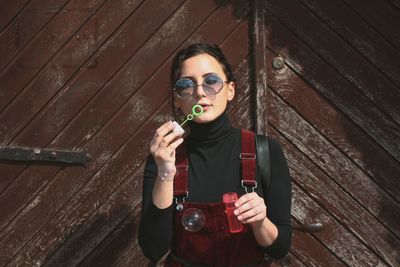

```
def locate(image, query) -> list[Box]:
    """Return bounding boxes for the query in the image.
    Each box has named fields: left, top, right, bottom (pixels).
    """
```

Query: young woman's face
left=173, top=53, right=235, bottom=123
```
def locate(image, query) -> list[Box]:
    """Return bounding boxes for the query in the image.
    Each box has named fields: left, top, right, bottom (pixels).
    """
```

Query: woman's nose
left=194, top=83, right=207, bottom=99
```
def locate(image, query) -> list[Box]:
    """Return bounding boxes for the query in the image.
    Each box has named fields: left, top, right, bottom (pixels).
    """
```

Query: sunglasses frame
left=173, top=74, right=228, bottom=99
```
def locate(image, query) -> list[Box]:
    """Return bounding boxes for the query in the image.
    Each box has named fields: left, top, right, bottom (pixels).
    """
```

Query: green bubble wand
left=172, top=105, right=204, bottom=135
left=180, top=104, right=204, bottom=127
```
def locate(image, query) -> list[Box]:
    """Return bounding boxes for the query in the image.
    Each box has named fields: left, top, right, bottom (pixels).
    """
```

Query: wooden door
left=0, top=0, right=252, bottom=266
left=1, top=0, right=399, bottom=266
left=261, top=0, right=400, bottom=266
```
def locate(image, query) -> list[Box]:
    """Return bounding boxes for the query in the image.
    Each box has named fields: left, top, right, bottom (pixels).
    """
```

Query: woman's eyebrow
left=179, top=72, right=218, bottom=80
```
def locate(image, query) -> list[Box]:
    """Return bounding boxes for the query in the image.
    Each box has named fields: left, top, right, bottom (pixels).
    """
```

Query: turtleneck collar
left=187, top=112, right=233, bottom=143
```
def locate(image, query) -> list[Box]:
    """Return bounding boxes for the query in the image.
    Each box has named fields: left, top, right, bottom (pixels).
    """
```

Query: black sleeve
left=262, top=138, right=292, bottom=259
left=138, top=156, right=174, bottom=261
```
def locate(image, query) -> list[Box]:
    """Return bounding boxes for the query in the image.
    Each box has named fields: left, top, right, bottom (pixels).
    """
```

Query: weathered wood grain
left=0, top=0, right=31, bottom=32
left=290, top=183, right=387, bottom=266
left=267, top=0, right=400, bottom=128
left=0, top=0, right=177, bottom=193
left=0, top=3, right=250, bottom=263
left=39, top=170, right=144, bottom=266
left=251, top=0, right=268, bottom=135
left=0, top=0, right=146, bottom=147
left=342, top=0, right=400, bottom=50
left=0, top=0, right=69, bottom=72
left=0, top=0, right=106, bottom=113
left=299, top=0, right=400, bottom=88
left=75, top=193, right=144, bottom=266
left=267, top=86, right=400, bottom=239
left=290, top=221, right=346, bottom=267
left=265, top=48, right=400, bottom=202
left=0, top=0, right=148, bottom=226
left=265, top=15, right=400, bottom=161
left=268, top=117, right=400, bottom=265
left=386, top=0, right=400, bottom=10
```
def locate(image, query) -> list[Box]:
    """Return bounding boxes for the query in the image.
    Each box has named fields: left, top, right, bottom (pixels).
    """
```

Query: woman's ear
left=227, top=82, right=235, bottom=101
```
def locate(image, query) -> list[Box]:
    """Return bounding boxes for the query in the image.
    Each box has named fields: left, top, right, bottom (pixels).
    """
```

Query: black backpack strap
left=255, top=134, right=270, bottom=191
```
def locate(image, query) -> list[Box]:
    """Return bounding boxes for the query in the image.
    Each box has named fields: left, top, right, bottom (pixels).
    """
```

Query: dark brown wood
left=265, top=11, right=400, bottom=162
left=0, top=0, right=30, bottom=32
left=268, top=109, right=399, bottom=265
left=342, top=0, right=400, bottom=50
left=299, top=0, right=400, bottom=88
left=267, top=0, right=400, bottom=128
left=290, top=222, right=346, bottom=267
left=0, top=0, right=177, bottom=193
left=291, top=182, right=386, bottom=266
left=265, top=48, right=400, bottom=202
left=0, top=0, right=106, bottom=113
left=1, top=0, right=399, bottom=265
left=267, top=85, right=400, bottom=241
left=387, top=0, right=400, bottom=10
left=0, top=0, right=69, bottom=72
left=1, top=1, right=251, bottom=264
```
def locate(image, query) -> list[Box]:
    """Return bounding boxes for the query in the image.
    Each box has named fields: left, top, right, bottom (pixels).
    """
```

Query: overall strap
left=173, top=142, right=189, bottom=200
left=240, top=129, right=257, bottom=193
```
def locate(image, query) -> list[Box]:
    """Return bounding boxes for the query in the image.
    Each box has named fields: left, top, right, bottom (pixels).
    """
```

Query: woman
left=139, top=43, right=292, bottom=266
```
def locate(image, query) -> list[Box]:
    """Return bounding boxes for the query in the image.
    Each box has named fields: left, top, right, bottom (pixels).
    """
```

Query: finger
left=152, top=122, right=176, bottom=149
left=235, top=192, right=258, bottom=208
left=155, top=121, right=175, bottom=139
left=169, top=137, right=184, bottom=150
left=241, top=214, right=265, bottom=224
left=162, top=128, right=184, bottom=146
left=234, top=200, right=256, bottom=215
left=237, top=205, right=264, bottom=221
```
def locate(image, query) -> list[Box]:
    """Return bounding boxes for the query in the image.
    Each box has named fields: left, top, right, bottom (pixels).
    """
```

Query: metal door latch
left=0, top=147, right=90, bottom=166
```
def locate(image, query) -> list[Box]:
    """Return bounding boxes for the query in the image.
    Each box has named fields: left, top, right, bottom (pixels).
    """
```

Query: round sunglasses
left=174, top=74, right=228, bottom=99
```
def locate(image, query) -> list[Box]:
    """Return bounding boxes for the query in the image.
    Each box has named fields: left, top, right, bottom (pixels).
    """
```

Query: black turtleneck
left=139, top=113, right=292, bottom=262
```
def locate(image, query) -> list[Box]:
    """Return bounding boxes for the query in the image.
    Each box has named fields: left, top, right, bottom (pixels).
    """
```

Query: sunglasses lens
left=203, top=75, right=223, bottom=95
left=175, top=78, right=194, bottom=98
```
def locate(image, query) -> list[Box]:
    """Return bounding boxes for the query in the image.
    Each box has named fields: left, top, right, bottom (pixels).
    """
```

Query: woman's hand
left=234, top=192, right=267, bottom=228
left=150, top=121, right=184, bottom=177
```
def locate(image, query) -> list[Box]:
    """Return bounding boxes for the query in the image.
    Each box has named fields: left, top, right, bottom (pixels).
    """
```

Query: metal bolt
left=50, top=152, right=57, bottom=159
left=272, top=57, right=285, bottom=70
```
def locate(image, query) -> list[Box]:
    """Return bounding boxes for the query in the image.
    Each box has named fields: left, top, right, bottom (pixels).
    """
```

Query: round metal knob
left=272, top=57, right=285, bottom=70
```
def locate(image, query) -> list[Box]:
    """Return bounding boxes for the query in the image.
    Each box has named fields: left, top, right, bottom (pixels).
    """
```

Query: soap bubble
left=181, top=208, right=205, bottom=232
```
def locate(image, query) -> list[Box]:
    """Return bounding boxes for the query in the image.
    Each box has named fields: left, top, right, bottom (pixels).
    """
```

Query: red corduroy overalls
left=165, top=130, right=268, bottom=267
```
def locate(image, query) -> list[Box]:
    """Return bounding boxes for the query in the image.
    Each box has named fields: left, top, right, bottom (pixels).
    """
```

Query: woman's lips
left=199, top=104, right=211, bottom=111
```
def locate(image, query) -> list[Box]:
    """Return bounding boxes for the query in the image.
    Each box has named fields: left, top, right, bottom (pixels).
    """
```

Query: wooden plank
left=386, top=0, right=400, bottom=10
left=267, top=86, right=400, bottom=239
left=290, top=183, right=386, bottom=266
left=75, top=199, right=144, bottom=266
left=267, top=0, right=400, bottom=128
left=13, top=49, right=249, bottom=263
left=39, top=170, right=144, bottom=266
left=268, top=119, right=399, bottom=266
left=251, top=0, right=268, bottom=135
left=0, top=0, right=106, bottom=113
left=117, top=244, right=150, bottom=267
left=228, top=57, right=252, bottom=130
left=342, top=0, right=400, bottom=50
left=299, top=0, right=400, bottom=88
left=0, top=0, right=31, bottom=32
left=265, top=14, right=400, bottom=161
left=0, top=0, right=176, bottom=192
left=0, top=0, right=145, bottom=147
left=265, top=48, right=400, bottom=202
left=290, top=221, right=345, bottom=267
left=0, top=2, right=249, bottom=263
left=0, top=0, right=69, bottom=72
